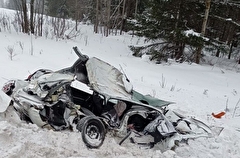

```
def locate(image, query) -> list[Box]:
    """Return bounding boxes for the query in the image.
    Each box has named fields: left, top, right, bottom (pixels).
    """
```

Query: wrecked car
left=0, top=47, right=212, bottom=149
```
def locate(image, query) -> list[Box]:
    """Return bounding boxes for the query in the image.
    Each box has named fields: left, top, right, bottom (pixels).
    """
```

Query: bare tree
left=134, top=0, right=138, bottom=18
left=21, top=0, right=29, bottom=34
left=105, top=0, right=111, bottom=36
left=36, top=0, right=45, bottom=36
left=75, top=0, right=79, bottom=31
left=6, top=45, right=16, bottom=60
left=13, top=0, right=45, bottom=36
left=195, top=0, right=211, bottom=64
left=94, top=0, right=99, bottom=33
left=30, top=0, right=35, bottom=34
left=120, top=0, right=126, bottom=35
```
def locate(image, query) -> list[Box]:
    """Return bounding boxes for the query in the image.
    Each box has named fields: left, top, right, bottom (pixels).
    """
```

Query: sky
left=0, top=8, right=240, bottom=158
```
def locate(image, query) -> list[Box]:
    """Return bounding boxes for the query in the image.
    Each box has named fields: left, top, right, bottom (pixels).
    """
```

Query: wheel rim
left=84, top=121, right=104, bottom=147
left=86, top=124, right=100, bottom=139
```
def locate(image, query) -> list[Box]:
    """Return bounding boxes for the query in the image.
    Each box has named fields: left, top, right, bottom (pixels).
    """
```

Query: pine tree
left=130, top=0, right=206, bottom=63
left=130, top=0, right=240, bottom=64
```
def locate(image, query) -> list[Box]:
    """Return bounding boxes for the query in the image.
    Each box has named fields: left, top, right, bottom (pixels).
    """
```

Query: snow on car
left=0, top=47, right=212, bottom=149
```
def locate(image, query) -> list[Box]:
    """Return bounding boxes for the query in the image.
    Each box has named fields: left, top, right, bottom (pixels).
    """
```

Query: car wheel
left=77, top=116, right=106, bottom=148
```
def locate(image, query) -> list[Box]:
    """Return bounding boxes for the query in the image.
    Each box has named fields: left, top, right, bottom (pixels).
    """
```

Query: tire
left=77, top=116, right=106, bottom=148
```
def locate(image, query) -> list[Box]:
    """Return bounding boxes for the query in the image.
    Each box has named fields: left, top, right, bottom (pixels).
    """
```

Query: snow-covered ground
left=0, top=8, right=240, bottom=158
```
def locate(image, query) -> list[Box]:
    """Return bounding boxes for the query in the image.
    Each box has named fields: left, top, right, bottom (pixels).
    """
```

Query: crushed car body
left=0, top=47, right=212, bottom=150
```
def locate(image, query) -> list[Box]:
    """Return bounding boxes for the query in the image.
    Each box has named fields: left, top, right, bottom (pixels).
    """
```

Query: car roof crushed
left=86, top=57, right=172, bottom=108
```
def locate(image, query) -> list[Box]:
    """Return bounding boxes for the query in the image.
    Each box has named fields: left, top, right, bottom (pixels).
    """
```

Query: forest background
left=0, top=0, right=240, bottom=65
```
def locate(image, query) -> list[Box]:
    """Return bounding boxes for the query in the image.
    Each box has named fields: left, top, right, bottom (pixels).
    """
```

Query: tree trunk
left=228, top=42, right=233, bottom=59
left=40, top=0, right=44, bottom=36
left=175, top=43, right=185, bottom=61
left=22, top=0, right=29, bottom=34
left=30, top=0, right=35, bottom=34
left=201, top=0, right=211, bottom=35
left=216, top=49, right=220, bottom=57
left=94, top=0, right=99, bottom=33
left=75, top=0, right=78, bottom=31
left=120, top=0, right=126, bottom=35
left=105, top=0, right=111, bottom=36
left=174, top=0, right=183, bottom=60
left=195, top=0, right=211, bottom=64
left=134, top=0, right=138, bottom=18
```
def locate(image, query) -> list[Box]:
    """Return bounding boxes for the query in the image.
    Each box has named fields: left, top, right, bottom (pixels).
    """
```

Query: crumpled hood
left=86, top=57, right=171, bottom=108
left=86, top=57, right=133, bottom=100
left=26, top=73, right=74, bottom=98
